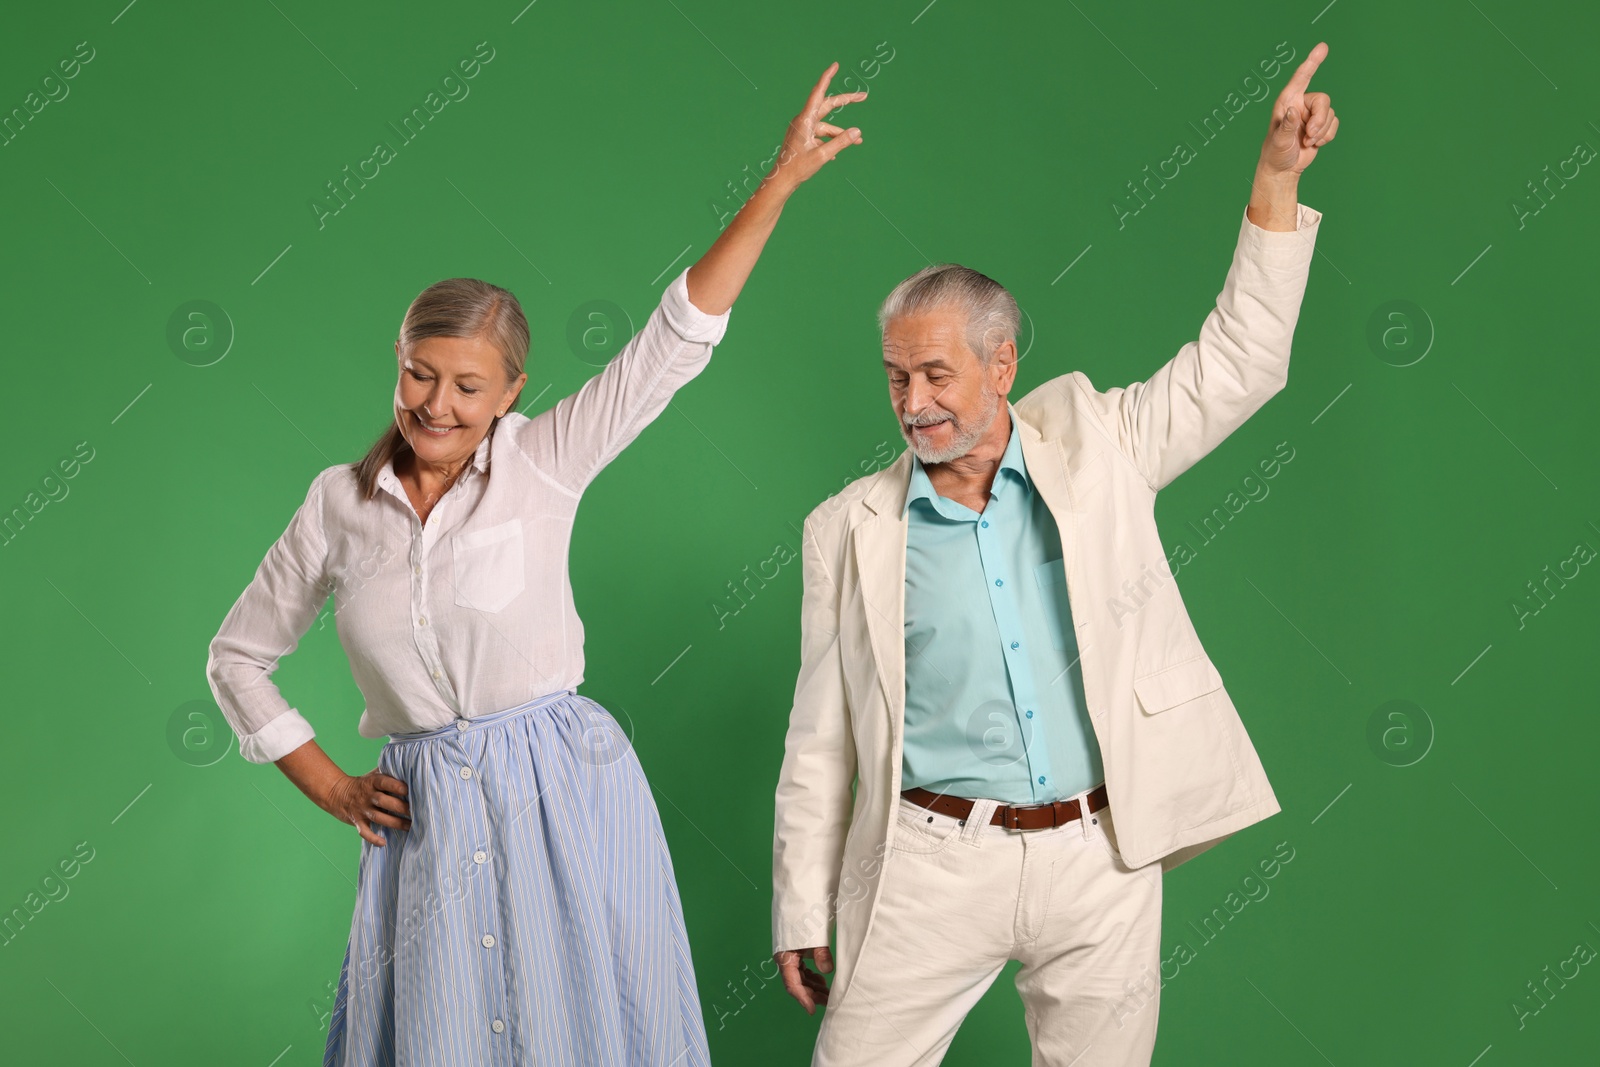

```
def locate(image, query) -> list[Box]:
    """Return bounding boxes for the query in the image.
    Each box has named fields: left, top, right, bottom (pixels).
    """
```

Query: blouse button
left=414, top=566, right=421, bottom=575
left=418, top=616, right=427, bottom=626
left=459, top=766, right=473, bottom=780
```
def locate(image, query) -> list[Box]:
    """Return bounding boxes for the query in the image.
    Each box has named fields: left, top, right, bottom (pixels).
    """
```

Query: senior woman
left=205, top=64, right=864, bottom=1067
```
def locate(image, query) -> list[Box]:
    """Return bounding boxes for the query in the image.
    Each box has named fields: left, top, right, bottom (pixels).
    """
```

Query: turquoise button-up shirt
left=901, top=407, right=1104, bottom=805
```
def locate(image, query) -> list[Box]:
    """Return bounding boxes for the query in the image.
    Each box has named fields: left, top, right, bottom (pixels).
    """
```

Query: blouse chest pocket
left=452, top=518, right=525, bottom=613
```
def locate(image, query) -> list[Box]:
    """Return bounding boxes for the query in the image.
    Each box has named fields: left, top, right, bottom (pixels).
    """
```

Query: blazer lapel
left=853, top=450, right=912, bottom=740
left=1015, top=409, right=1076, bottom=579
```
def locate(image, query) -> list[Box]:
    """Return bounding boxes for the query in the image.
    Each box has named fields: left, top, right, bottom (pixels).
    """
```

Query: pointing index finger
left=1283, top=41, right=1328, bottom=96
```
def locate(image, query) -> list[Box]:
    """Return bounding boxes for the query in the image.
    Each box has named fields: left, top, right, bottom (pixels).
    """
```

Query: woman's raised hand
left=682, top=61, right=868, bottom=316
left=766, top=61, right=867, bottom=192
left=323, top=768, right=412, bottom=846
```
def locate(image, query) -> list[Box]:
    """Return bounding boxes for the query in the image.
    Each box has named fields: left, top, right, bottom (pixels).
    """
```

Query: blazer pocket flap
left=1133, top=656, right=1223, bottom=714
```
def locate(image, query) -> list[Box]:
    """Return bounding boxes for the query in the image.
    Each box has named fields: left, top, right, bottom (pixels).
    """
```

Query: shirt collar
left=903, top=405, right=1029, bottom=516
left=471, top=424, right=493, bottom=473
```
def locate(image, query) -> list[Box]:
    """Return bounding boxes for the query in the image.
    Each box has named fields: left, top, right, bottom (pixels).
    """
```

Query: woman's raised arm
left=512, top=62, right=867, bottom=494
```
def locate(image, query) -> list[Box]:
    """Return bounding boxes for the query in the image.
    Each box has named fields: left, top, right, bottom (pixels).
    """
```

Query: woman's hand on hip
left=324, top=769, right=412, bottom=846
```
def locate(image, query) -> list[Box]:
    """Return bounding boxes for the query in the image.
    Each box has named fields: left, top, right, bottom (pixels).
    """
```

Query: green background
left=2, top=0, right=1597, bottom=1063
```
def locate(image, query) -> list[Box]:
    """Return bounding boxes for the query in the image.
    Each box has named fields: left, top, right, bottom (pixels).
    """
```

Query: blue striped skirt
left=322, top=689, right=710, bottom=1066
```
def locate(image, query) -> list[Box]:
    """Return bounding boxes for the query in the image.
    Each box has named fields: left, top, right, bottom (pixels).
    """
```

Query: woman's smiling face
left=394, top=334, right=527, bottom=468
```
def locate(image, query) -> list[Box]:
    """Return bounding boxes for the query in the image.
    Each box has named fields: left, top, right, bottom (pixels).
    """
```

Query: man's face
left=882, top=305, right=1015, bottom=464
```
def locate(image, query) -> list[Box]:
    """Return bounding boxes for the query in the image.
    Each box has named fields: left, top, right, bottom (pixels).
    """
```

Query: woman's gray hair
left=876, top=263, right=1020, bottom=365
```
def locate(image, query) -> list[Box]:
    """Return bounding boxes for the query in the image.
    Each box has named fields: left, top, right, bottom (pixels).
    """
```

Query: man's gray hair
left=876, top=263, right=1020, bottom=365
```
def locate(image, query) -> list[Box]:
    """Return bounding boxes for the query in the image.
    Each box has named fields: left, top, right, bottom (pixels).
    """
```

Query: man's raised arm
left=1088, top=41, right=1338, bottom=492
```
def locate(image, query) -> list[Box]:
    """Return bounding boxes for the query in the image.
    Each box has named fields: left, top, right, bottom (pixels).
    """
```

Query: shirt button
left=1025, top=710, right=1034, bottom=719
left=981, top=520, right=989, bottom=528
left=414, top=566, right=421, bottom=575
left=418, top=616, right=427, bottom=626
left=994, top=579, right=1003, bottom=587
left=459, top=766, right=473, bottom=780
left=436, top=671, right=445, bottom=681
left=481, top=933, right=496, bottom=948
left=491, top=1019, right=505, bottom=1034
left=1038, top=776, right=1046, bottom=784
left=1011, top=641, right=1020, bottom=650
left=454, top=718, right=467, bottom=730
left=473, top=850, right=487, bottom=864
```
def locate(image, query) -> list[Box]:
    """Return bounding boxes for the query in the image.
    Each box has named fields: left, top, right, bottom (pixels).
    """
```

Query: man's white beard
left=902, top=385, right=999, bottom=465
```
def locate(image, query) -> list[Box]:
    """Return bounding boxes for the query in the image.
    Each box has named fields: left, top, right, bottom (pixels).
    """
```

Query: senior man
left=771, top=42, right=1337, bottom=1067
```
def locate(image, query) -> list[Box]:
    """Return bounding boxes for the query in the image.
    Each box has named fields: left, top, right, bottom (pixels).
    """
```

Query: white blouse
left=206, top=266, right=731, bottom=763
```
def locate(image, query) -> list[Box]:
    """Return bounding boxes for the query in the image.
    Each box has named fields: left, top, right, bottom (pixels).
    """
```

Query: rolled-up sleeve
left=514, top=265, right=733, bottom=493
left=206, top=471, right=333, bottom=763
left=660, top=264, right=732, bottom=345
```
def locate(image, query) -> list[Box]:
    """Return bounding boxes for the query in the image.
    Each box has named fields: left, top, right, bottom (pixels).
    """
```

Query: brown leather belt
left=901, top=783, right=1109, bottom=830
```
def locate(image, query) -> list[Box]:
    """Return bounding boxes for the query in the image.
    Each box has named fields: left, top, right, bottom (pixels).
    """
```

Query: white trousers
left=813, top=785, right=1164, bottom=1067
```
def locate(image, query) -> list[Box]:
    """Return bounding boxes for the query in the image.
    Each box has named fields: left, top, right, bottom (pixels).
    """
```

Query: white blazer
left=772, top=202, right=1324, bottom=1001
